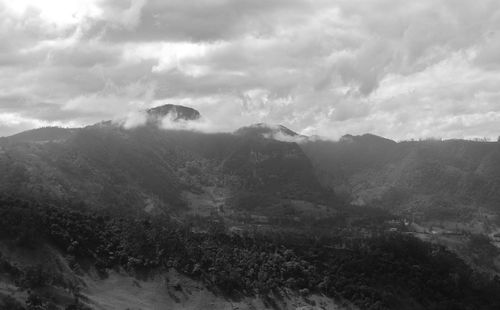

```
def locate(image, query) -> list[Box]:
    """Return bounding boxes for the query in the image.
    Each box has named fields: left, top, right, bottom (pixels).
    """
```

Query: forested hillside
left=302, top=135, right=500, bottom=218
left=1, top=196, right=500, bottom=310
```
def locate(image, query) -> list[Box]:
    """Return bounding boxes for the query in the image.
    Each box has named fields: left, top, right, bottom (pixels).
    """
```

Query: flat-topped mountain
left=146, top=104, right=201, bottom=122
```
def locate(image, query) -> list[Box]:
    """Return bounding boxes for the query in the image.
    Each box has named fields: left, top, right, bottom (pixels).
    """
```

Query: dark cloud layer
left=1, top=0, right=500, bottom=140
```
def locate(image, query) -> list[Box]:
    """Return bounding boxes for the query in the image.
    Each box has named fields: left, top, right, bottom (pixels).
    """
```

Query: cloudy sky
left=1, top=0, right=500, bottom=140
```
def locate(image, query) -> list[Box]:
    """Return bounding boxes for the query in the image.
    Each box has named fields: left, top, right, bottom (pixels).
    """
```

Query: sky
left=1, top=0, right=500, bottom=140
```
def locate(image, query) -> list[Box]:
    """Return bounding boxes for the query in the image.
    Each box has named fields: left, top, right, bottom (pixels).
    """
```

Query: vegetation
left=301, top=135, right=500, bottom=217
left=1, top=196, right=500, bottom=309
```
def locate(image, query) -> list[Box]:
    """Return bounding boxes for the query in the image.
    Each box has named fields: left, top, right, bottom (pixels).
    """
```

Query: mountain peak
left=340, top=133, right=395, bottom=144
left=235, top=123, right=307, bottom=142
left=146, top=104, right=201, bottom=122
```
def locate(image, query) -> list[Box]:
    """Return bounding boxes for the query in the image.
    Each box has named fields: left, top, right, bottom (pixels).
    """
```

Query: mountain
left=235, top=123, right=307, bottom=142
left=146, top=104, right=201, bottom=123
left=221, top=132, right=332, bottom=215
left=1, top=126, right=78, bottom=142
left=0, top=105, right=336, bottom=220
left=4, top=106, right=500, bottom=225
left=3, top=106, right=500, bottom=309
left=301, top=136, right=500, bottom=219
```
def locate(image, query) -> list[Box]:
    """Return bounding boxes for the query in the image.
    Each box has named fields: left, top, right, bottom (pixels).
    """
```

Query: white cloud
left=0, top=112, right=76, bottom=136
left=122, top=110, right=147, bottom=129
left=2, top=0, right=102, bottom=27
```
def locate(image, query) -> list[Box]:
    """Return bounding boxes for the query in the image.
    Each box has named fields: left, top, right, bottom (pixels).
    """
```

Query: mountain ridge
left=3, top=103, right=500, bottom=223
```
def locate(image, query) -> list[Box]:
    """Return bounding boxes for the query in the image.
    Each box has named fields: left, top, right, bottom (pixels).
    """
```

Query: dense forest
left=1, top=196, right=500, bottom=310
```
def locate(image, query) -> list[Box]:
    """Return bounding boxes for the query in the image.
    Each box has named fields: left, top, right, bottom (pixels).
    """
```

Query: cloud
left=122, top=110, right=147, bottom=129
left=1, top=0, right=500, bottom=140
left=0, top=112, right=75, bottom=136
left=90, top=0, right=312, bottom=42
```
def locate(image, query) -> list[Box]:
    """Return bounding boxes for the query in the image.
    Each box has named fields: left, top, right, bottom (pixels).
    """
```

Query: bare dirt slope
left=81, top=270, right=349, bottom=310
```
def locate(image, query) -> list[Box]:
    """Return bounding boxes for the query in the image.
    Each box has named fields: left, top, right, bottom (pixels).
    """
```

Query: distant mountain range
left=1, top=104, right=500, bottom=222
left=302, top=133, right=500, bottom=219
left=0, top=105, right=332, bottom=221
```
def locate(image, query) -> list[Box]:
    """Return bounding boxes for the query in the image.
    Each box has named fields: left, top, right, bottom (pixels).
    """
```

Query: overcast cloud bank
left=1, top=0, right=500, bottom=140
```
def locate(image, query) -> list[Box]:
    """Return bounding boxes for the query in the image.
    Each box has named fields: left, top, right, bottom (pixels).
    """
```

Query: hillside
left=1, top=127, right=79, bottom=143
left=0, top=105, right=337, bottom=222
left=2, top=196, right=499, bottom=310
left=301, top=136, right=500, bottom=218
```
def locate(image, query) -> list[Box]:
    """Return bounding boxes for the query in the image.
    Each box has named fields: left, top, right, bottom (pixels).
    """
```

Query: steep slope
left=223, top=135, right=331, bottom=206
left=301, top=136, right=500, bottom=218
left=0, top=240, right=346, bottom=310
left=0, top=125, right=187, bottom=213
left=80, top=270, right=345, bottom=310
